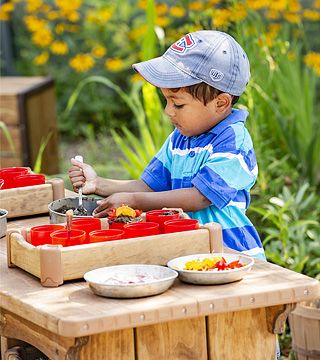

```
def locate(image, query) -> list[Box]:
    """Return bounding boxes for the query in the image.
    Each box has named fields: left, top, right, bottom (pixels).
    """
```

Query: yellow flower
left=69, top=54, right=95, bottom=72
left=67, top=11, right=80, bottom=22
left=138, top=0, right=147, bottom=9
left=287, top=51, right=296, bottom=61
left=0, top=2, right=15, bottom=21
left=92, top=45, right=107, bottom=58
left=32, top=28, right=53, bottom=48
left=283, top=12, right=301, bottom=23
left=170, top=6, right=186, bottom=18
left=55, top=23, right=65, bottom=34
left=128, top=24, right=148, bottom=40
left=155, top=16, right=170, bottom=27
left=104, top=58, right=125, bottom=72
left=50, top=41, right=68, bottom=55
left=269, top=0, right=288, bottom=11
left=287, top=0, right=301, bottom=12
left=55, top=0, right=82, bottom=13
left=85, top=8, right=112, bottom=25
left=26, top=0, right=43, bottom=13
left=245, top=0, right=268, bottom=10
left=47, top=11, right=59, bottom=20
left=212, top=9, right=232, bottom=28
left=189, top=2, right=204, bottom=11
left=23, top=15, right=47, bottom=32
left=314, top=0, right=320, bottom=8
left=231, top=3, right=247, bottom=22
left=130, top=73, right=144, bottom=83
left=156, top=3, right=168, bottom=15
left=266, top=10, right=280, bottom=19
left=33, top=51, right=49, bottom=65
left=304, top=52, right=320, bottom=76
left=303, top=9, right=320, bottom=20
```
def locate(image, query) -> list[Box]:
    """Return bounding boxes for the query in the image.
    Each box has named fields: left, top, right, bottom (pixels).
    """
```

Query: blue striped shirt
left=141, top=109, right=265, bottom=260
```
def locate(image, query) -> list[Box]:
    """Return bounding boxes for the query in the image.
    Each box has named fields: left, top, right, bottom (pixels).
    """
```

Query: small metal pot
left=0, top=209, right=8, bottom=238
left=48, top=197, right=100, bottom=224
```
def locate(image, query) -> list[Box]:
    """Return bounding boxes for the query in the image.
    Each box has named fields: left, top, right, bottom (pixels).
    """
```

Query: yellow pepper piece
left=115, top=205, right=136, bottom=218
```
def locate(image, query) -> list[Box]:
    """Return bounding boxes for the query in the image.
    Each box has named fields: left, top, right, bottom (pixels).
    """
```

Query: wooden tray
left=7, top=222, right=223, bottom=287
left=0, top=178, right=65, bottom=218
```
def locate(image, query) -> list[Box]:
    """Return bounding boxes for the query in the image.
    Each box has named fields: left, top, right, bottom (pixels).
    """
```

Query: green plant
left=65, top=76, right=172, bottom=178
left=0, top=119, right=16, bottom=153
left=250, top=183, right=320, bottom=278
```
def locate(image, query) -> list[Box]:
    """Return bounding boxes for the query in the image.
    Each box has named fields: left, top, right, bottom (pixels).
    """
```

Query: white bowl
left=167, top=253, right=254, bottom=285
left=84, top=264, right=178, bottom=298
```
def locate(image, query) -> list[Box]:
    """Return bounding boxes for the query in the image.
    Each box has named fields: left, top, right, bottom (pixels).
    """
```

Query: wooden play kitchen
left=1, top=215, right=320, bottom=359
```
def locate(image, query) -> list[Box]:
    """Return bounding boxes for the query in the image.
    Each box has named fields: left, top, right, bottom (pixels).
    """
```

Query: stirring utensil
left=74, top=155, right=88, bottom=216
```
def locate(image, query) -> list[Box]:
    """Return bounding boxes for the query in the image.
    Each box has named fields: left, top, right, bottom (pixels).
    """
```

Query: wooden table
left=1, top=216, right=320, bottom=360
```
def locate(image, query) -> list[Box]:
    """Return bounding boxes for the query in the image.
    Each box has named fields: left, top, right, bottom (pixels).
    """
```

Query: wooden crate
left=0, top=178, right=65, bottom=218
left=6, top=223, right=223, bottom=287
left=0, top=76, right=59, bottom=174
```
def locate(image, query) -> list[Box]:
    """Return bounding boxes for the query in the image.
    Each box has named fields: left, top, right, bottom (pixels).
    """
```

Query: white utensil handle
left=75, top=155, right=83, bottom=205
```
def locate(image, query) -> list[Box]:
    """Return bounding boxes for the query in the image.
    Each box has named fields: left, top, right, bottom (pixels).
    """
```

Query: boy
left=69, top=30, right=265, bottom=260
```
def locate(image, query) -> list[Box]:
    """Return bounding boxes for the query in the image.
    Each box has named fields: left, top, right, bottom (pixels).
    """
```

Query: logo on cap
left=209, top=69, right=224, bottom=82
left=171, top=34, right=196, bottom=53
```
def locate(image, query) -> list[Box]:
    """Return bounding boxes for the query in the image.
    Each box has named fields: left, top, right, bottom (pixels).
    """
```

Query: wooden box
left=0, top=178, right=65, bottom=218
left=7, top=223, right=223, bottom=287
left=0, top=76, right=59, bottom=174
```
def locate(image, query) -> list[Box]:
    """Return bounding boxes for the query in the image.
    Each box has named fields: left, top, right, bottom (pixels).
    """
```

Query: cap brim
left=132, top=56, right=201, bottom=88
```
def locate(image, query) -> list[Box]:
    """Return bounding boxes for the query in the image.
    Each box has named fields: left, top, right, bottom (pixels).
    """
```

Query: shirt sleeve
left=191, top=129, right=258, bottom=210
left=141, top=134, right=173, bottom=191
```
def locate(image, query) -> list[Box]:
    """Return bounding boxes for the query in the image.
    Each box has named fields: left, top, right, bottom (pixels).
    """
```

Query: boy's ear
left=215, top=93, right=233, bottom=112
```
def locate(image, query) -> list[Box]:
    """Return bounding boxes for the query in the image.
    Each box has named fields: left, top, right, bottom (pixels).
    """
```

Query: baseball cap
left=132, top=30, right=250, bottom=96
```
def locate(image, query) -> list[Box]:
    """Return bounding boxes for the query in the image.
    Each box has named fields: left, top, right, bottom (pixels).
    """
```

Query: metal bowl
left=84, top=264, right=178, bottom=298
left=48, top=197, right=100, bottom=224
left=167, top=253, right=254, bottom=285
left=0, top=209, right=8, bottom=238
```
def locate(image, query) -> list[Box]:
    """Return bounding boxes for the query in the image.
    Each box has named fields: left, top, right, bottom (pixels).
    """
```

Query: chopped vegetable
left=184, top=256, right=245, bottom=271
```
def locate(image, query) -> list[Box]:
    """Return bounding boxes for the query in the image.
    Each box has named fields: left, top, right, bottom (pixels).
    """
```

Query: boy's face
left=160, top=88, right=226, bottom=137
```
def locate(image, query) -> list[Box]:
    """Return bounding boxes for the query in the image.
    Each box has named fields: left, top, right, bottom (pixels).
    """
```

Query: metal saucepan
left=48, top=197, right=101, bottom=224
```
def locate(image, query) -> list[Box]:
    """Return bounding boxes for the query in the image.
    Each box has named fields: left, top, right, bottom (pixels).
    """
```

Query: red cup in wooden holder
left=30, top=224, right=64, bottom=246
left=13, top=174, right=46, bottom=188
left=71, top=218, right=101, bottom=242
left=164, top=219, right=199, bottom=233
left=146, top=209, right=180, bottom=233
left=0, top=167, right=29, bottom=189
left=124, top=221, right=160, bottom=238
left=50, top=229, right=86, bottom=247
left=89, top=229, right=125, bottom=243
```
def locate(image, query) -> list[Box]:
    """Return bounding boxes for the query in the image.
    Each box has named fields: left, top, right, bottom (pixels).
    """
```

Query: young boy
left=69, top=30, right=265, bottom=260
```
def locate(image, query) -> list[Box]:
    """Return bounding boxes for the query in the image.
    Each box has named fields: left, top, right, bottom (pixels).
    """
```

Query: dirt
left=56, top=205, right=92, bottom=216
left=0, top=210, right=6, bottom=216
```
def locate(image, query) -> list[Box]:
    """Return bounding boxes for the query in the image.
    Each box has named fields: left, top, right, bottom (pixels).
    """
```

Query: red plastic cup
left=0, top=167, right=29, bottom=189
left=71, top=218, right=101, bottom=242
left=89, top=229, right=125, bottom=243
left=146, top=209, right=180, bottom=233
left=164, top=219, right=200, bottom=233
left=30, top=224, right=64, bottom=246
left=13, top=174, right=46, bottom=188
left=50, top=229, right=86, bottom=247
left=109, top=221, right=126, bottom=230
left=124, top=221, right=160, bottom=238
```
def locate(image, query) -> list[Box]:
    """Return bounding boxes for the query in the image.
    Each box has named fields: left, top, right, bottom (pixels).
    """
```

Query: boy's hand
left=68, top=158, right=97, bottom=194
left=93, top=193, right=136, bottom=217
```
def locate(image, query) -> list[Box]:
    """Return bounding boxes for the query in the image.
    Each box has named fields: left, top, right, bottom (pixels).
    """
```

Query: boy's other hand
left=93, top=193, right=136, bottom=218
left=69, top=158, right=97, bottom=194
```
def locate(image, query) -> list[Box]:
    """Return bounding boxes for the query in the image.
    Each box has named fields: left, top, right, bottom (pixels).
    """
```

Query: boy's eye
left=173, top=103, right=184, bottom=109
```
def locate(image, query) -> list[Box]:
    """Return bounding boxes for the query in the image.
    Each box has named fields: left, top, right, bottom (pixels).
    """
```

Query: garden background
left=1, top=0, right=319, bottom=358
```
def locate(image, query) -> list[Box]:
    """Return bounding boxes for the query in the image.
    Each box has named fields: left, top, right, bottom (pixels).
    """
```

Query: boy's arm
left=93, top=187, right=210, bottom=217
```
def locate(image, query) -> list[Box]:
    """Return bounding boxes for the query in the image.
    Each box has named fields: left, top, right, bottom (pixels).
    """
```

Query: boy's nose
left=164, top=103, right=175, bottom=118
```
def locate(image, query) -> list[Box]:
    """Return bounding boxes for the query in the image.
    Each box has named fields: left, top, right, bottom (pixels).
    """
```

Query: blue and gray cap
left=132, top=30, right=250, bottom=96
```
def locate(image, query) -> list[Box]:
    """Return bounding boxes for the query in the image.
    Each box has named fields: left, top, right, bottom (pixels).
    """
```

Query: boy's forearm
left=132, top=187, right=210, bottom=212
left=95, top=178, right=152, bottom=197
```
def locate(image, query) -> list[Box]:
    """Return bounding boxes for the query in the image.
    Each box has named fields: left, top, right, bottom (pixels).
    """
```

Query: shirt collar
left=181, top=108, right=248, bottom=140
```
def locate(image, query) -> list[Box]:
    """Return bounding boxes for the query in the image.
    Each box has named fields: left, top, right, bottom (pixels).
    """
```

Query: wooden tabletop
left=1, top=216, right=319, bottom=338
